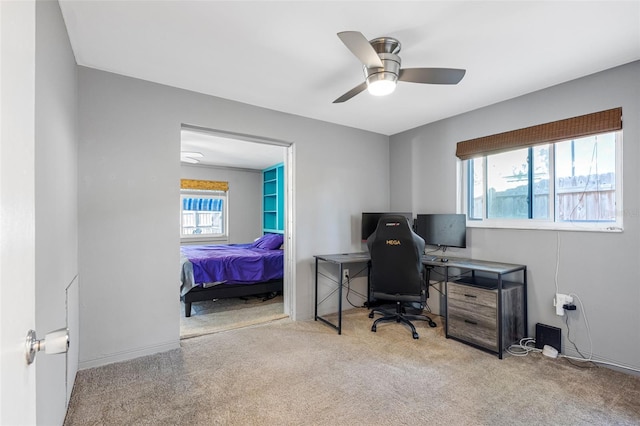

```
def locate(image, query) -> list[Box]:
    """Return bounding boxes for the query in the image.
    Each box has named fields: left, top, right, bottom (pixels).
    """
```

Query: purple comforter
left=180, top=243, right=283, bottom=285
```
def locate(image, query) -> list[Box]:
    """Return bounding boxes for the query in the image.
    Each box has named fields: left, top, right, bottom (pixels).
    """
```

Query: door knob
left=25, top=328, right=69, bottom=365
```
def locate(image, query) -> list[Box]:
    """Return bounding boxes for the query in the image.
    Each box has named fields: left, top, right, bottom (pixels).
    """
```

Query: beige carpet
left=180, top=294, right=287, bottom=339
left=66, top=308, right=640, bottom=425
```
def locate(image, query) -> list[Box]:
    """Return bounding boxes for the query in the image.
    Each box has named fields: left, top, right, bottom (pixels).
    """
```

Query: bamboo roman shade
left=180, top=179, right=229, bottom=191
left=455, top=107, right=622, bottom=160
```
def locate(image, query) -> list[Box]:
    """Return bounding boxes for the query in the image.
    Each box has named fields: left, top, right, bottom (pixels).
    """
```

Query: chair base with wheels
left=369, top=301, right=437, bottom=339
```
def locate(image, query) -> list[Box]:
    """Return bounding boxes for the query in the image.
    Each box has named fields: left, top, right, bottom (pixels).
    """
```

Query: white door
left=1, top=0, right=38, bottom=423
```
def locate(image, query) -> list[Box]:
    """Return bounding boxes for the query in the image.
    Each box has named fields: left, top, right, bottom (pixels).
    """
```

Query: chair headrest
left=373, top=214, right=413, bottom=239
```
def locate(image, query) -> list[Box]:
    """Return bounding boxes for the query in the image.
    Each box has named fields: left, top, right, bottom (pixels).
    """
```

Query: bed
left=180, top=233, right=284, bottom=317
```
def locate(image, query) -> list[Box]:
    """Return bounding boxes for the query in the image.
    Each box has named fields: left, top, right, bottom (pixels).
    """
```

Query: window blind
left=182, top=198, right=223, bottom=211
left=455, top=107, right=622, bottom=160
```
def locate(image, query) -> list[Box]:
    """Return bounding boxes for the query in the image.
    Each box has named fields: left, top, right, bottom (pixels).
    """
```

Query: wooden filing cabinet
left=446, top=278, right=525, bottom=355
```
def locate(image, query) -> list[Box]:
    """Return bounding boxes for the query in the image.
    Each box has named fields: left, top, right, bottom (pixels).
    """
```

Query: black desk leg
left=337, top=264, right=343, bottom=335
left=444, top=266, right=450, bottom=337
left=314, top=258, right=343, bottom=334
left=497, top=275, right=503, bottom=359
left=523, top=267, right=528, bottom=338
left=314, top=257, right=319, bottom=321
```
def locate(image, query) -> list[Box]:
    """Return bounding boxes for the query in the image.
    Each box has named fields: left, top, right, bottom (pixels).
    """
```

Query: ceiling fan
left=333, top=31, right=466, bottom=103
left=181, top=151, right=203, bottom=164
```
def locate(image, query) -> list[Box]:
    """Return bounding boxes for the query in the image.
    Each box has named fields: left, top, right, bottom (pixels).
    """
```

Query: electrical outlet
left=343, top=269, right=349, bottom=281
left=554, top=293, right=573, bottom=316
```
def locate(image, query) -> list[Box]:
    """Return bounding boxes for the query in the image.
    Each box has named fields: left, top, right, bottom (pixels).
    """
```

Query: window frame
left=180, top=189, right=229, bottom=243
left=460, top=131, right=623, bottom=232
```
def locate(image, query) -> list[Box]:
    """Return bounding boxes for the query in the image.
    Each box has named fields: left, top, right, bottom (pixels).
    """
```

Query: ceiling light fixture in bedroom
left=181, top=151, right=203, bottom=164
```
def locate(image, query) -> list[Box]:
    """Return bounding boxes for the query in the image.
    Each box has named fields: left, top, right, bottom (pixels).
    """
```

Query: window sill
left=180, top=236, right=229, bottom=244
left=467, top=220, right=623, bottom=233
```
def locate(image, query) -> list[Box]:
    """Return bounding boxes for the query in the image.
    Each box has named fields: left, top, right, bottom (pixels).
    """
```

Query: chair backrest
left=366, top=214, right=425, bottom=298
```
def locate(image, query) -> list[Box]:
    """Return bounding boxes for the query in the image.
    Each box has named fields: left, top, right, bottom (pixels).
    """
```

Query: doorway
left=178, top=125, right=293, bottom=337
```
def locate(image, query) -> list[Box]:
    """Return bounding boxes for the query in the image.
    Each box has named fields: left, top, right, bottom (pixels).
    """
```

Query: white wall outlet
left=343, top=269, right=349, bottom=281
left=554, top=293, right=573, bottom=316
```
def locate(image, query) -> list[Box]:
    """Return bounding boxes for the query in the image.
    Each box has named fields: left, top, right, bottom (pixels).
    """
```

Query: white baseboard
left=78, top=340, right=180, bottom=370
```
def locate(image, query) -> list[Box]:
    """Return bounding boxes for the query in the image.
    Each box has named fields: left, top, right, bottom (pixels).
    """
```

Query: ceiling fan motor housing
left=364, top=37, right=402, bottom=88
left=370, top=36, right=401, bottom=54
left=363, top=52, right=401, bottom=86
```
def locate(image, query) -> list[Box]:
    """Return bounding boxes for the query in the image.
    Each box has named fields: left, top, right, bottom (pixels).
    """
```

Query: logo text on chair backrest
left=386, top=239, right=401, bottom=245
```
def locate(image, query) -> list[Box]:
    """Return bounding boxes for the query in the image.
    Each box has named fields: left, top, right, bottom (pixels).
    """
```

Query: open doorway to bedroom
left=178, top=125, right=293, bottom=338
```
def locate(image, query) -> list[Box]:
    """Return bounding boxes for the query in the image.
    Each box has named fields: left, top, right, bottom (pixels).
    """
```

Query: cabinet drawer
left=448, top=298, right=497, bottom=325
left=448, top=282, right=497, bottom=309
left=448, top=317, right=498, bottom=351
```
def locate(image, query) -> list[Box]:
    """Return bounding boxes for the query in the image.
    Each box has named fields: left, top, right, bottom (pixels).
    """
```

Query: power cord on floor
left=506, top=335, right=640, bottom=373
left=558, top=297, right=640, bottom=372
left=558, top=353, right=639, bottom=372
left=507, top=337, right=541, bottom=356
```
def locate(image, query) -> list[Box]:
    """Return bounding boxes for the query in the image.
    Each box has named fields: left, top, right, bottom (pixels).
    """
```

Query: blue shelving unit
left=262, top=163, right=284, bottom=234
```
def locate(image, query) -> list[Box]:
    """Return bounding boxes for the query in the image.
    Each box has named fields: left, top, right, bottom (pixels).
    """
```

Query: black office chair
left=366, top=214, right=437, bottom=339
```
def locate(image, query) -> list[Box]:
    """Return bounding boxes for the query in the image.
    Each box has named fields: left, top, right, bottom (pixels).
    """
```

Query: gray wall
left=180, top=164, right=264, bottom=244
left=78, top=68, right=389, bottom=368
left=390, top=61, right=640, bottom=371
left=35, top=1, right=78, bottom=423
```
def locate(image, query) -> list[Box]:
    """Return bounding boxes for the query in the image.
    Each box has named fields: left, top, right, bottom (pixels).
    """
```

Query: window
left=484, top=145, right=550, bottom=220
left=180, top=179, right=229, bottom=241
left=459, top=108, right=623, bottom=232
left=554, top=134, right=617, bottom=223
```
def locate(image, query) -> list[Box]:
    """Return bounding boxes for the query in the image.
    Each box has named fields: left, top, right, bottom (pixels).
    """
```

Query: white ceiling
left=181, top=129, right=285, bottom=170
left=59, top=1, right=640, bottom=168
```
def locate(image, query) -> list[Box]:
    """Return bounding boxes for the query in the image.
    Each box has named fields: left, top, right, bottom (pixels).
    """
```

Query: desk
left=314, top=253, right=527, bottom=359
left=313, top=252, right=432, bottom=335
left=425, top=257, right=527, bottom=359
left=314, top=252, right=370, bottom=334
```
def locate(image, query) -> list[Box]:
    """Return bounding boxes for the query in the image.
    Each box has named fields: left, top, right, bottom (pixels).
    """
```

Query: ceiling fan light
left=367, top=79, right=396, bottom=96
left=366, top=70, right=397, bottom=97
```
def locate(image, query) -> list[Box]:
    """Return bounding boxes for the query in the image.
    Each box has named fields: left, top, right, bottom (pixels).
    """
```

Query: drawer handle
left=464, top=319, right=478, bottom=325
left=463, top=294, right=477, bottom=298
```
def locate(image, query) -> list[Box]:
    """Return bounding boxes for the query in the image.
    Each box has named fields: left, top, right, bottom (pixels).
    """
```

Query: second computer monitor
left=415, top=213, right=467, bottom=248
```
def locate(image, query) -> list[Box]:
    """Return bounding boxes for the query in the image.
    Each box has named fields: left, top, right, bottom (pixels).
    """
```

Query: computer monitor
left=415, top=214, right=467, bottom=249
left=361, top=212, right=413, bottom=242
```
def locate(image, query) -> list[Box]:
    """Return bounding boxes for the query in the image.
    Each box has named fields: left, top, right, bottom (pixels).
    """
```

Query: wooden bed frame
left=182, top=279, right=283, bottom=317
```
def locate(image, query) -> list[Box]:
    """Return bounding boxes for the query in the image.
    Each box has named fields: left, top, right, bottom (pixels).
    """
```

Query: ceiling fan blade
left=399, top=68, right=466, bottom=85
left=333, top=82, right=368, bottom=104
left=337, top=31, right=383, bottom=68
